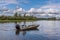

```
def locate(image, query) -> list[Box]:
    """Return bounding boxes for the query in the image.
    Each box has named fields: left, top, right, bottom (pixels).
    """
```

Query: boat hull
left=16, top=25, right=39, bottom=31
left=20, top=25, right=39, bottom=31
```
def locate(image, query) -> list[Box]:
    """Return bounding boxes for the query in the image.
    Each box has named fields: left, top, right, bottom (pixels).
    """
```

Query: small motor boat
left=15, top=24, right=39, bottom=31
left=21, top=25, right=39, bottom=31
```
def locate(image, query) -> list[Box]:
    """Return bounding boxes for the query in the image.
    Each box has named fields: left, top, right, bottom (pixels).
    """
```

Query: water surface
left=0, top=20, right=60, bottom=40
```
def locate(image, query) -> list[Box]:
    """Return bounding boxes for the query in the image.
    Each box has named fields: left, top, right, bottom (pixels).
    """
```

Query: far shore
left=0, top=19, right=60, bottom=23
left=0, top=20, right=37, bottom=22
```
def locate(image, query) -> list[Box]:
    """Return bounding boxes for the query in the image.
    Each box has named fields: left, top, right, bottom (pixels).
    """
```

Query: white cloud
left=0, top=0, right=29, bottom=7
left=37, top=9, right=42, bottom=12
left=0, top=0, right=17, bottom=6
left=27, top=8, right=43, bottom=13
left=40, top=0, right=60, bottom=13
left=27, top=8, right=37, bottom=12
left=43, top=8, right=60, bottom=13
left=16, top=8, right=25, bottom=12
left=41, top=5, right=60, bottom=9
left=0, top=6, right=9, bottom=11
left=40, top=5, right=60, bottom=13
left=13, top=8, right=25, bottom=13
left=1, top=5, right=60, bottom=15
left=40, top=14, right=46, bottom=16
left=27, top=4, right=60, bottom=13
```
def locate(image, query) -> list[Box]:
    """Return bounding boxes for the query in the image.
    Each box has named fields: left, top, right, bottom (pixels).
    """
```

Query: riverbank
left=0, top=19, right=60, bottom=23
left=0, top=16, right=60, bottom=22
left=0, top=20, right=37, bottom=23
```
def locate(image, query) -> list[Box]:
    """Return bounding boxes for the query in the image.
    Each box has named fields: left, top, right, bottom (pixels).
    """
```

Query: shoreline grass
left=0, top=19, right=60, bottom=23
left=0, top=20, right=38, bottom=23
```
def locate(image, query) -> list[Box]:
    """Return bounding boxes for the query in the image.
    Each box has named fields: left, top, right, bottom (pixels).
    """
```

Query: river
left=0, top=20, right=60, bottom=40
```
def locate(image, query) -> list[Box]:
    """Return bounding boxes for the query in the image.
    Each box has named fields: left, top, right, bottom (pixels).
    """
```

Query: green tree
left=14, top=12, right=18, bottom=17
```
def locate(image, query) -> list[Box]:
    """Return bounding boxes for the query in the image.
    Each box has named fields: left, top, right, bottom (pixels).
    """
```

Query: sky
left=0, top=0, right=60, bottom=10
left=0, top=0, right=60, bottom=17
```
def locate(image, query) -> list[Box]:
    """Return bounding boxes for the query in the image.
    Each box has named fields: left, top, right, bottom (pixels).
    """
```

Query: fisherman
left=15, top=22, right=20, bottom=30
left=16, top=24, right=20, bottom=30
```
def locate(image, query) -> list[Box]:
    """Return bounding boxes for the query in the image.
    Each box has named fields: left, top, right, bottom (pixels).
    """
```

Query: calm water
left=0, top=20, right=60, bottom=40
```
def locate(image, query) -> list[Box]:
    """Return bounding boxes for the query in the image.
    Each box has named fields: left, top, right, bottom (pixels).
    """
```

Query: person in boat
left=16, top=24, right=20, bottom=30
left=15, top=22, right=20, bottom=30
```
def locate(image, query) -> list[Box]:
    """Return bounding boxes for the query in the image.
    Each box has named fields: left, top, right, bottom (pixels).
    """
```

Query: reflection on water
left=0, top=20, right=60, bottom=40
left=15, top=29, right=20, bottom=35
